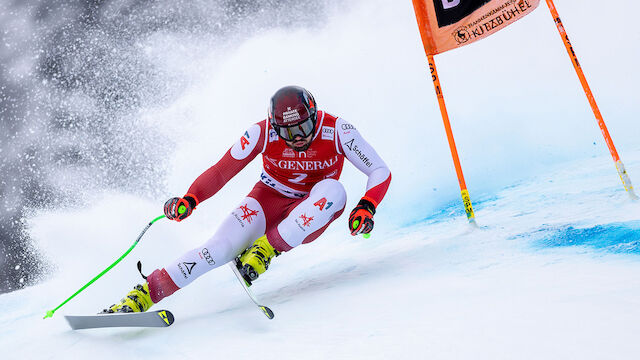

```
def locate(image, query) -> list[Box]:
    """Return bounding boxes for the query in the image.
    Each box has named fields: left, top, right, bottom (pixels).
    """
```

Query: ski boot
left=235, top=235, right=280, bottom=285
left=101, top=283, right=154, bottom=313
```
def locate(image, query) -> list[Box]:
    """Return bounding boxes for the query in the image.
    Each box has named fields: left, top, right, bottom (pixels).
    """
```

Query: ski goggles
left=273, top=117, right=316, bottom=141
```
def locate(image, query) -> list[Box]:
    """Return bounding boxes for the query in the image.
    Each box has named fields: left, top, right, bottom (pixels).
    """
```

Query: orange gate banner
left=412, top=0, right=540, bottom=55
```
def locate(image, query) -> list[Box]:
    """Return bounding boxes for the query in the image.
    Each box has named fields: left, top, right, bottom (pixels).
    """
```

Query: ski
left=64, top=310, right=174, bottom=330
left=229, top=261, right=275, bottom=319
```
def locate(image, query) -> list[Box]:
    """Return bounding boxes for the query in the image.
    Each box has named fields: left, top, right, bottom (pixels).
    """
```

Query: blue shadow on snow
left=528, top=221, right=640, bottom=254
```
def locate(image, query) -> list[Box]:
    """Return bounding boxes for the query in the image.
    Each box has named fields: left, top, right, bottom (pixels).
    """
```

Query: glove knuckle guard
left=164, top=197, right=183, bottom=220
left=348, top=198, right=376, bottom=235
left=165, top=195, right=198, bottom=222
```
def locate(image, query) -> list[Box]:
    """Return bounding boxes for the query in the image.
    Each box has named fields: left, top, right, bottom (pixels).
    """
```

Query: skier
left=104, top=86, right=392, bottom=313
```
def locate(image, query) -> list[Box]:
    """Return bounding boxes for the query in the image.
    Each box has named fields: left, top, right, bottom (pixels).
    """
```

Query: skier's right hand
left=164, top=194, right=199, bottom=222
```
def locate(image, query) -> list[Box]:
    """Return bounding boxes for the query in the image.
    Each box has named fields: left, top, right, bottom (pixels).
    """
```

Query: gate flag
left=412, top=0, right=540, bottom=55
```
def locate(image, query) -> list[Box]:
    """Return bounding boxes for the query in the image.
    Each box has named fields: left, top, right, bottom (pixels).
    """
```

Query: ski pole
left=544, top=0, right=637, bottom=200
left=427, top=55, right=478, bottom=225
left=43, top=213, right=170, bottom=319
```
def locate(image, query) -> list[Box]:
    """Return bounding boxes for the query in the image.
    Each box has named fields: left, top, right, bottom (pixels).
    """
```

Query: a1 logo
left=314, top=198, right=334, bottom=211
left=314, top=198, right=327, bottom=211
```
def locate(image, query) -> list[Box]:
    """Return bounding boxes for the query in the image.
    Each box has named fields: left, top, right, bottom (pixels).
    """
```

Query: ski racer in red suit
left=104, top=86, right=392, bottom=313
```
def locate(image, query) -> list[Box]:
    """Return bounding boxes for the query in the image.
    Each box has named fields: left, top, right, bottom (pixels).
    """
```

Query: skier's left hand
left=349, top=197, right=376, bottom=236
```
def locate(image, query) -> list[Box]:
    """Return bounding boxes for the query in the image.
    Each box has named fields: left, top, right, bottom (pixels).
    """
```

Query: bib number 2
left=289, top=173, right=308, bottom=185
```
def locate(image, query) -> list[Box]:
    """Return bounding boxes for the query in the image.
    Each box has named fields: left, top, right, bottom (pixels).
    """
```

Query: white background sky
left=142, top=0, right=639, bottom=227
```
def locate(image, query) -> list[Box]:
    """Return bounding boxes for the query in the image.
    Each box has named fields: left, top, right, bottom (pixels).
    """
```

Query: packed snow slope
left=2, top=0, right=640, bottom=359
left=3, top=152, right=640, bottom=359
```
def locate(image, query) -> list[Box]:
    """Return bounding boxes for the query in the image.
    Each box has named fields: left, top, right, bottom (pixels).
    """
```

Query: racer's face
left=285, top=133, right=313, bottom=152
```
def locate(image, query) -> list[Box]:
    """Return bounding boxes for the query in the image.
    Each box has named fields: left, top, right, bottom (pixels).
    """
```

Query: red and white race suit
left=146, top=111, right=391, bottom=301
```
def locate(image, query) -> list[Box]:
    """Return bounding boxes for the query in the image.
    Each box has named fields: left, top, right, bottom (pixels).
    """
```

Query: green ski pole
left=43, top=213, right=171, bottom=319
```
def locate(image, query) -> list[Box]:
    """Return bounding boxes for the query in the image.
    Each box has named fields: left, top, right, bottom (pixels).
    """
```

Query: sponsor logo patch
left=184, top=262, right=196, bottom=274
left=269, top=129, right=279, bottom=143
left=264, top=155, right=340, bottom=171
left=231, top=124, right=260, bottom=160
left=283, top=148, right=296, bottom=158
left=453, top=26, right=471, bottom=44
left=297, top=149, right=317, bottom=158
left=282, top=107, right=301, bottom=123
left=240, top=131, right=251, bottom=150
left=158, top=310, right=170, bottom=325
left=177, top=261, right=197, bottom=279
left=314, top=198, right=327, bottom=211
left=200, top=248, right=216, bottom=265
left=322, top=126, right=334, bottom=140
left=343, top=139, right=372, bottom=167
left=300, top=214, right=314, bottom=227
left=239, top=204, right=259, bottom=224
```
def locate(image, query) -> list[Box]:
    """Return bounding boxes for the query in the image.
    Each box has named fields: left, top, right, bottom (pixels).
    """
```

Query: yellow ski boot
left=236, top=235, right=279, bottom=285
left=102, top=283, right=154, bottom=313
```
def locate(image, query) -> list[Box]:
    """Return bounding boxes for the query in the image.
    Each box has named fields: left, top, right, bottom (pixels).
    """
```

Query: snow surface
left=2, top=0, right=640, bottom=359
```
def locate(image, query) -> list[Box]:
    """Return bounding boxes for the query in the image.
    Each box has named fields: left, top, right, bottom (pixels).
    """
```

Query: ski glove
left=164, top=194, right=199, bottom=222
left=349, top=197, right=376, bottom=236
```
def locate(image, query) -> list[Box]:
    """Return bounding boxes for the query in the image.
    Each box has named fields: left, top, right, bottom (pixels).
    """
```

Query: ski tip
left=260, top=306, right=274, bottom=320
left=156, top=310, right=175, bottom=326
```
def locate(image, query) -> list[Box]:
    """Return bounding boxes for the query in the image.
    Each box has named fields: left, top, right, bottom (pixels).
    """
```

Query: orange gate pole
left=428, top=55, right=477, bottom=224
left=545, top=0, right=638, bottom=200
